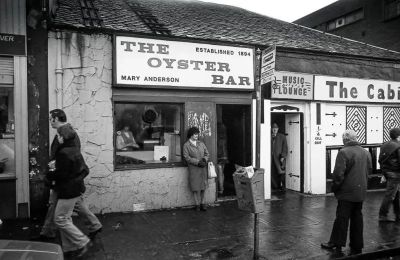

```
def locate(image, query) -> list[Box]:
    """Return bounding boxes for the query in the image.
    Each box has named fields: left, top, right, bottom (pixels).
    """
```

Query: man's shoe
left=76, top=241, right=92, bottom=258
left=88, top=227, right=102, bottom=240
left=321, top=242, right=341, bottom=250
left=200, top=204, right=207, bottom=211
left=379, top=215, right=395, bottom=222
left=349, top=248, right=362, bottom=255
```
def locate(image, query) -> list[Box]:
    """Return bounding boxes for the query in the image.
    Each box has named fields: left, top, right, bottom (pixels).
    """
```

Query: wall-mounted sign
left=315, top=76, right=400, bottom=103
left=270, top=71, right=313, bottom=100
left=114, top=36, right=254, bottom=89
left=0, top=33, right=26, bottom=56
left=260, top=45, right=275, bottom=85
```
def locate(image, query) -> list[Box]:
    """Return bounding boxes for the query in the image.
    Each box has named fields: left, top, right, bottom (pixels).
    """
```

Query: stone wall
left=48, top=31, right=215, bottom=213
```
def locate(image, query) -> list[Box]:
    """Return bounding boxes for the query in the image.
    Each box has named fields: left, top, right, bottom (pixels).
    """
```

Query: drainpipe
left=55, top=30, right=63, bottom=108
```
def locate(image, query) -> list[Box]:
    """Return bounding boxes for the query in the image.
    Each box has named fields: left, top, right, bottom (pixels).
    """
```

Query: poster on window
left=114, top=36, right=254, bottom=89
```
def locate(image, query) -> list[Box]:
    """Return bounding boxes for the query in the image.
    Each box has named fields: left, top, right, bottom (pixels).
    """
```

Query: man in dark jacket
left=38, top=110, right=102, bottom=243
left=271, top=123, right=288, bottom=191
left=321, top=130, right=372, bottom=255
left=378, top=128, right=400, bottom=222
left=51, top=120, right=97, bottom=257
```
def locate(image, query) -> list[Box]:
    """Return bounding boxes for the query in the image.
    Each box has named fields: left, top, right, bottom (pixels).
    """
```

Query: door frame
left=270, top=102, right=305, bottom=193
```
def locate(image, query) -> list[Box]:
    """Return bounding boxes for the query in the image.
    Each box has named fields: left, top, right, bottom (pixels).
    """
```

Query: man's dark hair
left=49, top=109, right=67, bottom=122
left=389, top=128, right=400, bottom=140
left=187, top=126, right=200, bottom=139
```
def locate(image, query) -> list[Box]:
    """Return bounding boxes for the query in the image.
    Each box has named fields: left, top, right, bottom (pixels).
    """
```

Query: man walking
left=378, top=128, right=400, bottom=222
left=46, top=109, right=101, bottom=256
left=271, top=122, right=287, bottom=191
left=321, top=130, right=372, bottom=255
left=38, top=109, right=102, bottom=242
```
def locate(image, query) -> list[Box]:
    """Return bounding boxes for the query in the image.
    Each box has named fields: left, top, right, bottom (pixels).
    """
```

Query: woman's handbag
left=208, top=162, right=217, bottom=179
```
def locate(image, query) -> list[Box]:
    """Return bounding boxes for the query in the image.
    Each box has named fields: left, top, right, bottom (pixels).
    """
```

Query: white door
left=285, top=114, right=301, bottom=191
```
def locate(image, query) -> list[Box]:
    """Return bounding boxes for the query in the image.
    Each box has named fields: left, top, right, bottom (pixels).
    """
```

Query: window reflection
left=114, top=103, right=182, bottom=167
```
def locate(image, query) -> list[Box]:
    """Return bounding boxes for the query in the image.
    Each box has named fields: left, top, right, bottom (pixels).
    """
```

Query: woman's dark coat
left=332, top=141, right=372, bottom=202
left=51, top=128, right=89, bottom=199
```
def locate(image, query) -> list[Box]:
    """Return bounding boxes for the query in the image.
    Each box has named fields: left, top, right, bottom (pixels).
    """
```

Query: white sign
left=315, top=75, right=400, bottom=103
left=115, top=36, right=254, bottom=89
left=261, top=45, right=276, bottom=85
left=271, top=71, right=313, bottom=100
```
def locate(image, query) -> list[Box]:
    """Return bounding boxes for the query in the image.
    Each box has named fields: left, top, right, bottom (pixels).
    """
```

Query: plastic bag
left=208, top=162, right=217, bottom=178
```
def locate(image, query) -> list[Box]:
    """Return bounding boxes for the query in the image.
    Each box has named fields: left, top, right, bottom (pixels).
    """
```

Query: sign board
left=315, top=75, right=400, bottom=103
left=114, top=36, right=254, bottom=89
left=260, top=45, right=276, bottom=85
left=0, top=33, right=26, bottom=56
left=270, top=71, right=313, bottom=100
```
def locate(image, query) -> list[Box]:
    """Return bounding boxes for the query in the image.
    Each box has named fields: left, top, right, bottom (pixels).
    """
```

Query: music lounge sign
left=271, top=71, right=313, bottom=100
left=315, top=75, right=400, bottom=103
left=114, top=36, right=254, bottom=89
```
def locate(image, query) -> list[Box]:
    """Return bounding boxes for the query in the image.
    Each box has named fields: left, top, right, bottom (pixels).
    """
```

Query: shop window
left=384, top=0, right=400, bottom=20
left=0, top=86, right=15, bottom=175
left=114, top=102, right=183, bottom=169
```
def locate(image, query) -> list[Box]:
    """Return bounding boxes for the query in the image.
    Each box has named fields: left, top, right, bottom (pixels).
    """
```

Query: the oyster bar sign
left=114, top=36, right=254, bottom=89
left=315, top=76, right=400, bottom=103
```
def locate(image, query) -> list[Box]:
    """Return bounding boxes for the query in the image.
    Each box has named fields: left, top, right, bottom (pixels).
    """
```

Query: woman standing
left=183, top=127, right=210, bottom=211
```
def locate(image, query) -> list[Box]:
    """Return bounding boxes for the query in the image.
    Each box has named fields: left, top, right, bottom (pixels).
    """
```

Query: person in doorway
left=183, top=126, right=210, bottom=211
left=321, top=130, right=372, bottom=256
left=271, top=122, right=287, bottom=191
left=116, top=125, right=139, bottom=151
left=35, top=110, right=102, bottom=245
left=217, top=121, right=228, bottom=195
left=378, top=128, right=400, bottom=222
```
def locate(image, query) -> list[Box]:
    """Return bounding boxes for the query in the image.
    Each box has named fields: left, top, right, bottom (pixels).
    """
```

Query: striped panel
left=346, top=106, right=366, bottom=144
left=383, top=107, right=400, bottom=142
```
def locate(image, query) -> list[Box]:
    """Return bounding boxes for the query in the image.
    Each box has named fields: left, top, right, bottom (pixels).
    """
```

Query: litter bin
left=233, top=168, right=265, bottom=213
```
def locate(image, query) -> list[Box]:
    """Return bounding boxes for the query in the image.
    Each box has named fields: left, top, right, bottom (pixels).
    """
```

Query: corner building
left=43, top=0, right=400, bottom=214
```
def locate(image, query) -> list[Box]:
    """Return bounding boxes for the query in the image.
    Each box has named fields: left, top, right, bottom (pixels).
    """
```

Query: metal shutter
left=0, top=57, right=13, bottom=84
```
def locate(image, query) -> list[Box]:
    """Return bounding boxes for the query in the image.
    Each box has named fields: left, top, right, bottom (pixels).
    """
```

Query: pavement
left=2, top=190, right=400, bottom=259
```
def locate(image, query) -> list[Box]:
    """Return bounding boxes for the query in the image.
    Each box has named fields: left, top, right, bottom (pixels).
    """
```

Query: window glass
left=114, top=103, right=182, bottom=168
left=384, top=0, right=400, bottom=20
left=0, top=86, right=15, bottom=175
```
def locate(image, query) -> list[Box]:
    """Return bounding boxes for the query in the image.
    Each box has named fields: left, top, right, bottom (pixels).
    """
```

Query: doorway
left=216, top=104, right=251, bottom=198
left=271, top=112, right=304, bottom=193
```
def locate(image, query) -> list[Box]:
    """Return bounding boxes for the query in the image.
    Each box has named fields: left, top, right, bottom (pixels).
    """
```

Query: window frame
left=113, top=101, right=185, bottom=171
left=325, top=8, right=364, bottom=32
left=383, top=0, right=400, bottom=21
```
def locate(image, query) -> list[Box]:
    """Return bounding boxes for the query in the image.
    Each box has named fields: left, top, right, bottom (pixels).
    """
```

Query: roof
left=52, top=0, right=400, bottom=61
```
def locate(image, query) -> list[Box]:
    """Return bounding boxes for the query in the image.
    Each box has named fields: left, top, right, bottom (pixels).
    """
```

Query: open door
left=285, top=113, right=301, bottom=192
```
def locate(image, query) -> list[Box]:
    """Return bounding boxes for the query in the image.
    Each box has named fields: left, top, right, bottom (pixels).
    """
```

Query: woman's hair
left=187, top=126, right=200, bottom=139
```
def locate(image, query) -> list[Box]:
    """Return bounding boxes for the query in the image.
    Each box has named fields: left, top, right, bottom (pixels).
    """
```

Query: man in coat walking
left=378, top=128, right=400, bottom=222
left=271, top=123, right=288, bottom=191
left=321, top=130, right=372, bottom=255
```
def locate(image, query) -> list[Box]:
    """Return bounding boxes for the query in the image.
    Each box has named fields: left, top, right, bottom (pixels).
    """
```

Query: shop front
left=48, top=32, right=256, bottom=213
left=0, top=1, right=29, bottom=219
left=263, top=69, right=400, bottom=195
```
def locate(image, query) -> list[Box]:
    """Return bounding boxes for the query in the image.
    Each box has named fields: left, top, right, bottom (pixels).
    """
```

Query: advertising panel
left=315, top=76, right=400, bottom=103
left=270, top=71, right=313, bottom=100
left=115, top=36, right=254, bottom=89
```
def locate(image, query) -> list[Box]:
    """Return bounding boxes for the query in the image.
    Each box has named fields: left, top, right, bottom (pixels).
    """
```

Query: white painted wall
left=48, top=31, right=215, bottom=213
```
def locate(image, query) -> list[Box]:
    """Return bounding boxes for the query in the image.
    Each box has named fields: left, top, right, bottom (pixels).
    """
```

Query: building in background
left=294, top=0, right=400, bottom=52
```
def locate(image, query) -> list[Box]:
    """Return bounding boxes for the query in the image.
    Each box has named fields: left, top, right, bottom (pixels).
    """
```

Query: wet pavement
left=2, top=190, right=400, bottom=259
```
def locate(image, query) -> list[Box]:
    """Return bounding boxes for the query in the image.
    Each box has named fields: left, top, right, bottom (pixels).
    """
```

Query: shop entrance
left=216, top=104, right=251, bottom=198
left=271, top=112, right=304, bottom=193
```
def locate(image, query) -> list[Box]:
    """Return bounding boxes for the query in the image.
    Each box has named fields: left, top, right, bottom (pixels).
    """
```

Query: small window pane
left=114, top=103, right=182, bottom=168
